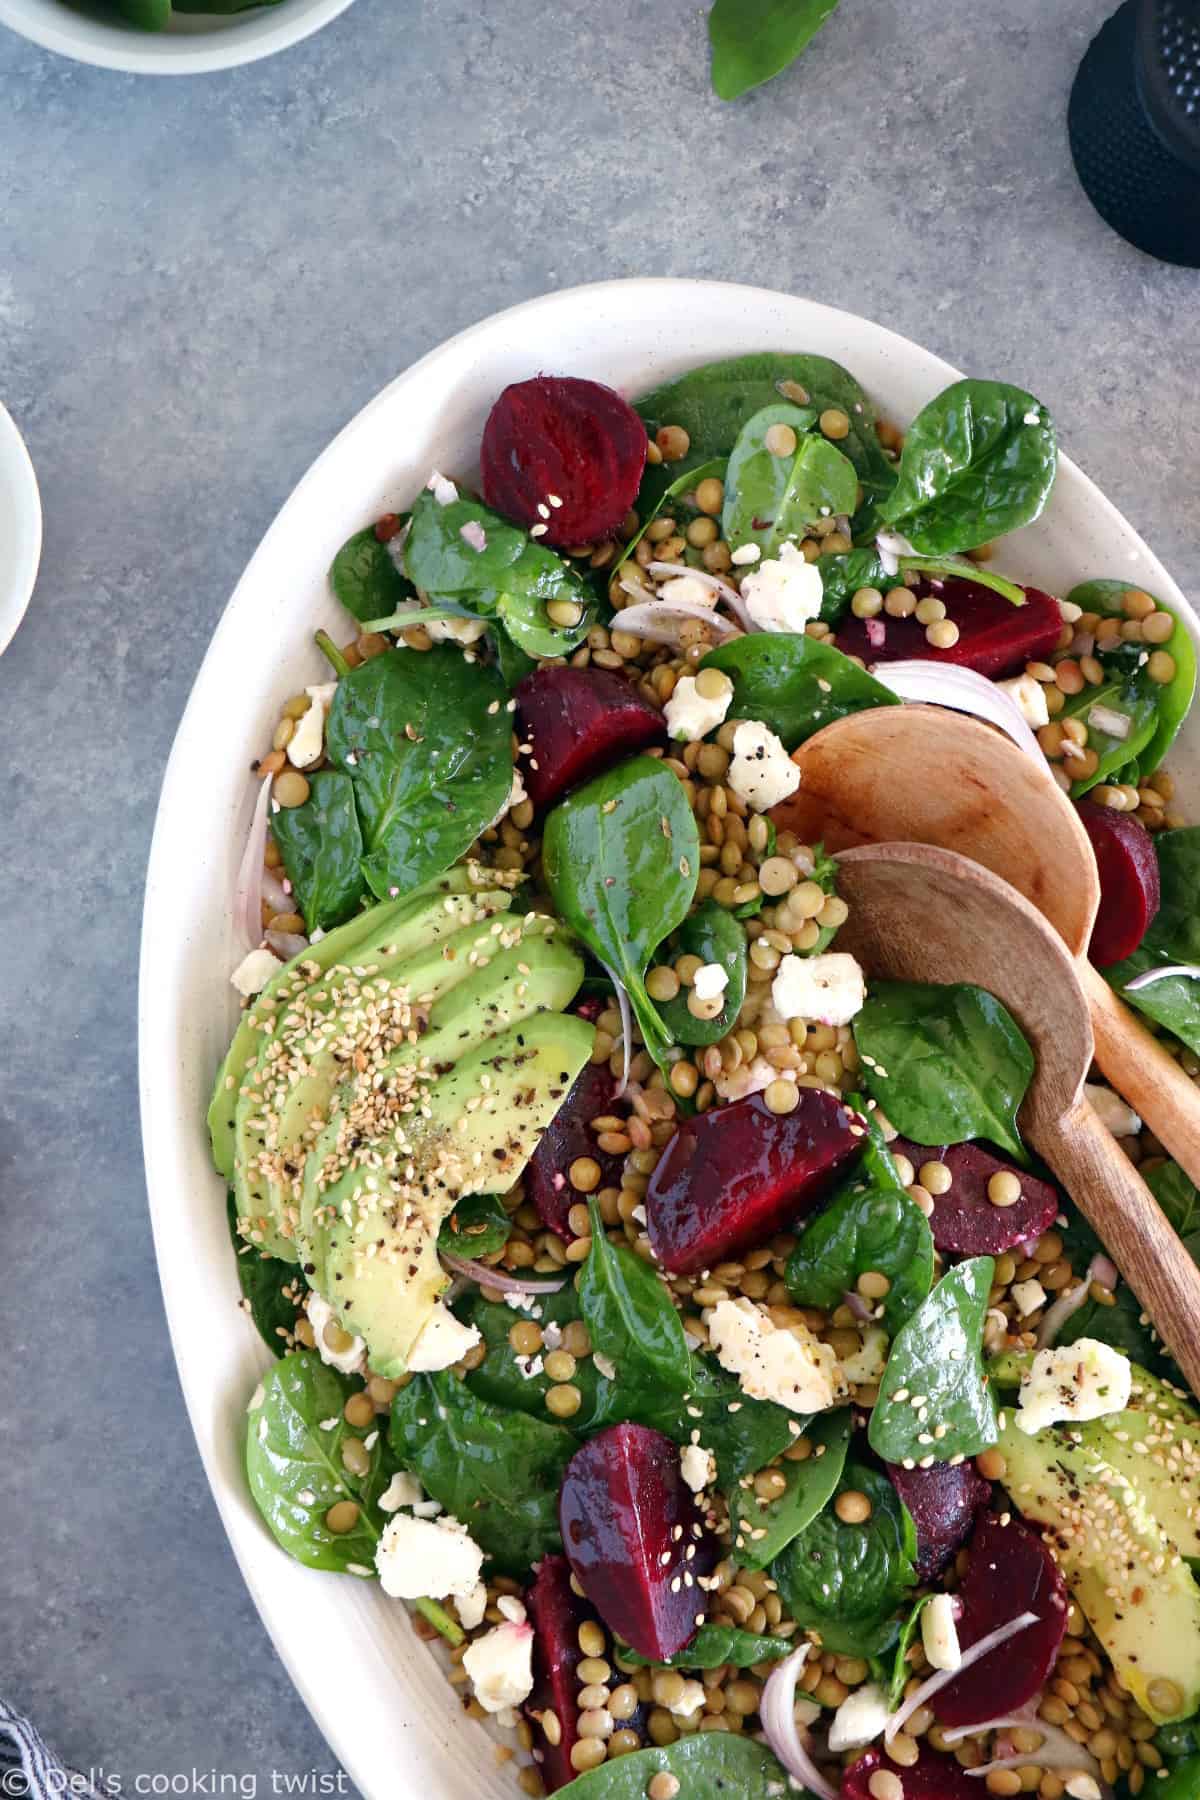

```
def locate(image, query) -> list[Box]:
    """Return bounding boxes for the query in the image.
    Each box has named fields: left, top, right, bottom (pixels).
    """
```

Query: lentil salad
left=210, top=356, right=1200, bottom=1800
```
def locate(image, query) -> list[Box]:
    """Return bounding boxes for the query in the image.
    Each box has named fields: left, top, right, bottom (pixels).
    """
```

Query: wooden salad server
left=780, top=703, right=1200, bottom=1188
left=833, top=839, right=1200, bottom=1398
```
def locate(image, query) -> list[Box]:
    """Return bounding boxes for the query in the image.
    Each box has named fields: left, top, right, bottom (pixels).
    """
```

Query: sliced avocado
left=228, top=883, right=518, bottom=1260
left=297, top=929, right=585, bottom=1294
left=305, top=1011, right=593, bottom=1377
left=998, top=1412, right=1200, bottom=1723
left=1091, top=1409, right=1200, bottom=1560
left=208, top=863, right=516, bottom=1178
left=991, top=1349, right=1199, bottom=1427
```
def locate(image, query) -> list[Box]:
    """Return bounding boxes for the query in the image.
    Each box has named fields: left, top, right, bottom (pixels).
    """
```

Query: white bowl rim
left=0, top=0, right=355, bottom=74
left=139, top=277, right=1197, bottom=1800
left=0, top=400, right=42, bottom=657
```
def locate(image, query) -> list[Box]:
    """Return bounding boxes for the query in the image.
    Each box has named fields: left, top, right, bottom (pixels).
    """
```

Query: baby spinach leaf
left=889, top=1596, right=932, bottom=1706
left=271, top=769, right=366, bottom=931
left=549, top=1734, right=791, bottom=1799
left=455, top=1288, right=626, bottom=1431
left=1067, top=580, right=1196, bottom=777
left=617, top=1623, right=791, bottom=1669
left=1157, top=1757, right=1200, bottom=1800
left=1140, top=828, right=1200, bottom=963
left=700, top=632, right=898, bottom=752
left=1056, top=655, right=1162, bottom=800
left=771, top=1461, right=917, bottom=1656
left=817, top=548, right=1024, bottom=624
left=1056, top=1281, right=1177, bottom=1380
left=543, top=757, right=700, bottom=1073
left=854, top=980, right=1034, bottom=1164
left=325, top=645, right=512, bottom=903
left=786, top=1187, right=934, bottom=1334
left=652, top=899, right=748, bottom=1047
left=1143, top=1160, right=1200, bottom=1266
left=728, top=1408, right=852, bottom=1569
left=721, top=402, right=852, bottom=556
left=867, top=1258, right=998, bottom=1464
left=1108, top=949, right=1200, bottom=1059
left=404, top=490, right=593, bottom=659
left=390, top=1371, right=574, bottom=1575
left=847, top=1094, right=907, bottom=1192
left=228, top=1193, right=304, bottom=1354
left=245, top=1351, right=388, bottom=1574
left=664, top=1359, right=798, bottom=1485
left=708, top=0, right=840, bottom=100
left=437, top=1193, right=513, bottom=1260
left=329, top=523, right=415, bottom=624
left=621, top=457, right=728, bottom=567
left=579, top=1199, right=692, bottom=1398
left=635, top=353, right=896, bottom=534
left=493, top=632, right=538, bottom=689
left=880, top=379, right=1058, bottom=555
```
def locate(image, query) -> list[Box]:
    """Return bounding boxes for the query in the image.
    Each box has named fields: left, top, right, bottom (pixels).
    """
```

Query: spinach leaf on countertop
left=389, top=1371, right=574, bottom=1575
left=708, top=0, right=841, bottom=101
left=867, top=1258, right=998, bottom=1464
left=879, top=378, right=1057, bottom=555
left=542, top=757, right=700, bottom=1076
left=854, top=979, right=1034, bottom=1165
left=271, top=768, right=366, bottom=932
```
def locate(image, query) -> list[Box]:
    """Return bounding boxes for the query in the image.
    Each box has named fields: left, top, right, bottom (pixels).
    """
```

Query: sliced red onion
left=885, top=1611, right=1038, bottom=1741
left=261, top=868, right=292, bottom=916
left=1090, top=1252, right=1119, bottom=1290
left=440, top=1253, right=567, bottom=1296
left=266, top=929, right=309, bottom=959
left=843, top=1288, right=874, bottom=1322
left=880, top=660, right=1042, bottom=758
left=599, top=960, right=633, bottom=1096
left=876, top=530, right=915, bottom=577
left=460, top=519, right=488, bottom=553
left=615, top=595, right=740, bottom=648
left=866, top=617, right=887, bottom=648
left=964, top=1718, right=1102, bottom=1780
left=1126, top=963, right=1200, bottom=990
left=235, top=774, right=275, bottom=954
left=647, top=561, right=755, bottom=630
left=761, top=1646, right=840, bottom=1800
left=1087, top=702, right=1131, bottom=741
left=939, top=1699, right=1042, bottom=1744
left=1037, top=1278, right=1091, bottom=1348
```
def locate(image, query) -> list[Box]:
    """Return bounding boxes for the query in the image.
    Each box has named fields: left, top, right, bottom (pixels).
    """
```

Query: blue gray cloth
left=0, top=1699, right=96, bottom=1800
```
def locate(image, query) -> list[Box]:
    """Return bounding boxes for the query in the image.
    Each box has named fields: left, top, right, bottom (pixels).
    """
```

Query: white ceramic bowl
left=0, top=0, right=354, bottom=74
left=139, top=279, right=1199, bottom=1800
left=0, top=401, right=42, bottom=658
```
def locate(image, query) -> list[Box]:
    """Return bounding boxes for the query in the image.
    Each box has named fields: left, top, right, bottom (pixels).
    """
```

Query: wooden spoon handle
left=1080, top=960, right=1200, bottom=1189
left=1030, top=1095, right=1200, bottom=1396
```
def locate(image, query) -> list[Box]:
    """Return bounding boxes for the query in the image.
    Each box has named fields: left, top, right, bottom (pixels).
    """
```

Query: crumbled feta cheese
left=665, top=1679, right=706, bottom=1719
left=875, top=530, right=915, bottom=578
left=425, top=613, right=489, bottom=647
left=487, top=767, right=528, bottom=831
left=230, top=947, right=281, bottom=998
left=378, top=1471, right=423, bottom=1513
left=839, top=1326, right=888, bottom=1387
left=705, top=1296, right=846, bottom=1413
left=406, top=1301, right=483, bottom=1372
left=462, top=1621, right=535, bottom=1713
left=1015, top=1338, right=1132, bottom=1435
left=1064, top=1778, right=1101, bottom=1800
left=739, top=543, right=824, bottom=633
left=727, top=720, right=801, bottom=812
left=680, top=1444, right=716, bottom=1493
left=731, top=542, right=761, bottom=566
left=663, top=672, right=733, bottom=743
left=921, top=1594, right=963, bottom=1672
left=713, top=1055, right=784, bottom=1104
left=593, top=1352, right=617, bottom=1380
left=692, top=961, right=729, bottom=1001
left=456, top=1582, right=488, bottom=1630
left=772, top=952, right=865, bottom=1027
left=304, top=1291, right=366, bottom=1376
left=287, top=695, right=327, bottom=770
left=827, top=1681, right=890, bottom=1751
left=658, top=573, right=718, bottom=610
left=1011, top=1278, right=1047, bottom=1318
left=427, top=469, right=459, bottom=506
left=997, top=674, right=1050, bottom=730
left=1084, top=1082, right=1142, bottom=1139
left=375, top=1513, right=484, bottom=1600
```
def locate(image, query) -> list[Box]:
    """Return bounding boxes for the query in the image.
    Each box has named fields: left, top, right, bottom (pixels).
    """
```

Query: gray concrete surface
left=0, top=0, right=1197, bottom=1791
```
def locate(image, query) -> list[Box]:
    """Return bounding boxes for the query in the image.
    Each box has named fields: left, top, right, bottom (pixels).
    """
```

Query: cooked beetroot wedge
left=647, top=1090, right=865, bottom=1276
left=1077, top=801, right=1162, bottom=966
left=835, top=578, right=1063, bottom=680
left=934, top=1512, right=1069, bottom=1728
left=892, top=1138, right=1060, bottom=1256
left=480, top=375, right=648, bottom=548
left=515, top=665, right=666, bottom=812
left=526, top=1058, right=625, bottom=1239
left=524, top=1554, right=605, bottom=1793
left=843, top=1745, right=979, bottom=1799
left=887, top=1459, right=992, bottom=1580
left=559, top=1424, right=718, bottom=1661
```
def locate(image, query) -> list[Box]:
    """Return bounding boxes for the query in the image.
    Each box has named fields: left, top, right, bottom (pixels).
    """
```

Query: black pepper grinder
left=1069, top=0, right=1200, bottom=265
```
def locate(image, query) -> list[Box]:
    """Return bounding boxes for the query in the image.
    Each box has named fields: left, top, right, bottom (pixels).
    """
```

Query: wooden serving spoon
left=780, top=703, right=1200, bottom=1187
left=834, top=840, right=1200, bottom=1397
